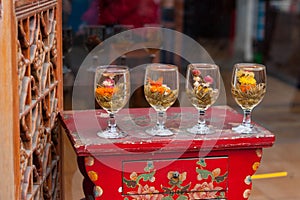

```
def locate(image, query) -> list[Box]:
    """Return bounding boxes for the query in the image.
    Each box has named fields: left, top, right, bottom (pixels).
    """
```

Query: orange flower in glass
left=95, top=77, right=126, bottom=113
left=144, top=77, right=177, bottom=110
left=148, top=77, right=171, bottom=94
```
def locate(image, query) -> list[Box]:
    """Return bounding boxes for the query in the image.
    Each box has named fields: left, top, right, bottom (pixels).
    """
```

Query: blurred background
left=62, top=0, right=300, bottom=199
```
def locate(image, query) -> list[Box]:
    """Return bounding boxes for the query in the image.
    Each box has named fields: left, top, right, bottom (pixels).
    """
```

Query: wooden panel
left=15, top=0, right=57, bottom=19
left=15, top=0, right=63, bottom=199
left=0, top=1, right=20, bottom=199
left=61, top=127, right=84, bottom=200
left=15, top=0, right=54, bottom=8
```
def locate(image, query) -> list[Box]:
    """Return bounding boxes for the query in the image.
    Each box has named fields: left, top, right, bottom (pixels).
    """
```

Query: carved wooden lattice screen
left=16, top=0, right=62, bottom=199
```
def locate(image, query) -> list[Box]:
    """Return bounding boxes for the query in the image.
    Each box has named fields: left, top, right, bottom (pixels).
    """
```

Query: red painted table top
left=60, top=106, right=275, bottom=156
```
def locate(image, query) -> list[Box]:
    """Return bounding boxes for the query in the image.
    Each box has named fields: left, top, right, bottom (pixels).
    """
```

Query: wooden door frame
left=0, top=0, right=20, bottom=199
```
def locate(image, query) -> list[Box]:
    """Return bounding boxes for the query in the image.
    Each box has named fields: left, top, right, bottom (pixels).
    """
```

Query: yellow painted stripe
left=251, top=172, right=288, bottom=180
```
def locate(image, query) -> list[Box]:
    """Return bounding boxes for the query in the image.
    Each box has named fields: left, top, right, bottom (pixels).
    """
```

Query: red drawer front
left=122, top=156, right=228, bottom=199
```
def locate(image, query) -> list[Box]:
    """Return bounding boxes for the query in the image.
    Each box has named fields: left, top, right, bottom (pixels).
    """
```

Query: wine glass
left=94, top=65, right=130, bottom=138
left=185, top=63, right=220, bottom=134
left=231, top=63, right=266, bottom=134
left=83, top=25, right=105, bottom=52
left=112, top=25, right=134, bottom=65
left=143, top=24, right=163, bottom=61
left=144, top=64, right=179, bottom=136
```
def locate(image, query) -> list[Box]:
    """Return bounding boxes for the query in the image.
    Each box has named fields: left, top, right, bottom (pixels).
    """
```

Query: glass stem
left=242, top=109, right=253, bottom=128
left=198, top=110, right=206, bottom=127
left=108, top=113, right=117, bottom=132
left=157, top=111, right=166, bottom=130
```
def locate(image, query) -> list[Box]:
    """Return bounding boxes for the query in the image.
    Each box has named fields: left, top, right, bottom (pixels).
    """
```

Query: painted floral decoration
left=167, top=171, right=187, bottom=186
left=161, top=171, right=191, bottom=199
left=123, top=159, right=227, bottom=200
left=244, top=175, right=252, bottom=185
left=126, top=184, right=164, bottom=200
left=123, top=161, right=156, bottom=189
left=123, top=161, right=164, bottom=200
left=88, top=171, right=98, bottom=182
left=188, top=182, right=223, bottom=199
left=192, top=159, right=227, bottom=199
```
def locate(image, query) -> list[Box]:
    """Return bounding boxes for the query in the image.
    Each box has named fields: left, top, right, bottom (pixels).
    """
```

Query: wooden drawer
left=122, top=156, right=228, bottom=199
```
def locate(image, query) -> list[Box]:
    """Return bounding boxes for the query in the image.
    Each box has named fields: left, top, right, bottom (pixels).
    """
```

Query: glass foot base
left=97, top=129, right=127, bottom=139
left=232, top=124, right=257, bottom=134
left=145, top=127, right=175, bottom=137
left=187, top=125, right=215, bottom=135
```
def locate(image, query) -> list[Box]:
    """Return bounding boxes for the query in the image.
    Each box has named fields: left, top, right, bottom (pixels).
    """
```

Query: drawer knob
left=172, top=171, right=180, bottom=179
